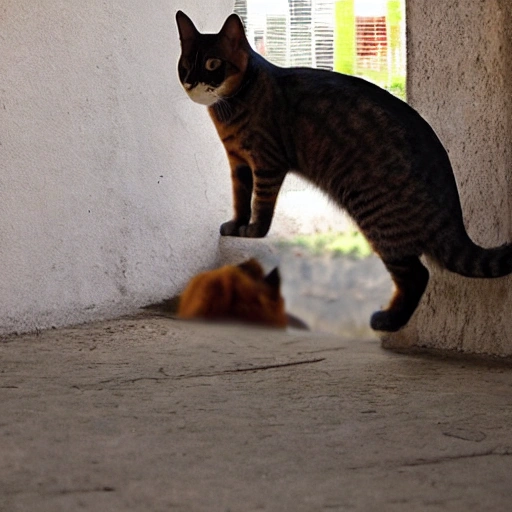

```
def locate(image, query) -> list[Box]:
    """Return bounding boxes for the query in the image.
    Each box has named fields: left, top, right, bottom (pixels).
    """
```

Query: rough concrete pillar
left=382, top=0, right=512, bottom=356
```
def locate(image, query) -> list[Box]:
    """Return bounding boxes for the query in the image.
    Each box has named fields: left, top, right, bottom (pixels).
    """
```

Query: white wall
left=0, top=0, right=235, bottom=334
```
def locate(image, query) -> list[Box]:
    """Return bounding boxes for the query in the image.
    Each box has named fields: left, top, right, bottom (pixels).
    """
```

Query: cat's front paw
left=220, top=220, right=241, bottom=236
left=220, top=221, right=269, bottom=238
left=238, top=223, right=268, bottom=238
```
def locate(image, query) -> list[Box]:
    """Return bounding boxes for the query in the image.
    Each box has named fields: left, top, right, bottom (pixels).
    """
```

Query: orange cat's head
left=175, top=11, right=249, bottom=106
left=177, top=259, right=287, bottom=328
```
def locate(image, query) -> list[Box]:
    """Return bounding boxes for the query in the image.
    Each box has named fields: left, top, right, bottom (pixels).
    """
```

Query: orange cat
left=178, top=259, right=288, bottom=328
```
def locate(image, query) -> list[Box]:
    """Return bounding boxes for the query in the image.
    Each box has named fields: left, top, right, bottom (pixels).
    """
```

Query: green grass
left=275, top=231, right=373, bottom=259
left=387, top=80, right=406, bottom=101
left=356, top=71, right=406, bottom=101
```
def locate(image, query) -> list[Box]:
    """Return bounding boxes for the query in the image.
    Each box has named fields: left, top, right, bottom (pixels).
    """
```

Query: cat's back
left=257, top=61, right=450, bottom=175
left=270, top=64, right=421, bottom=131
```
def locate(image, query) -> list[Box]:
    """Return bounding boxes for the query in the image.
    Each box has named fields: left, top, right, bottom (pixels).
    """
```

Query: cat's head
left=176, top=11, right=250, bottom=106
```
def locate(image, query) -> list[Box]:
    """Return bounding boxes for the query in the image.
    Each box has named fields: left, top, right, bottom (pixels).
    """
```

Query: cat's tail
left=434, top=233, right=512, bottom=278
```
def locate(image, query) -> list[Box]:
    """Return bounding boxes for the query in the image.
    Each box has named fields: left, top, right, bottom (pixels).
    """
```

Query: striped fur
left=176, top=11, right=512, bottom=332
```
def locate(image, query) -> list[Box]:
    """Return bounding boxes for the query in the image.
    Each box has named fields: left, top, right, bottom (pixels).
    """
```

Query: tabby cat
left=178, top=259, right=288, bottom=328
left=175, top=11, right=512, bottom=332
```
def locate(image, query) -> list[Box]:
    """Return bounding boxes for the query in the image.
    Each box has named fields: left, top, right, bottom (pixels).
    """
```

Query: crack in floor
left=347, top=447, right=512, bottom=470
left=95, top=358, right=326, bottom=386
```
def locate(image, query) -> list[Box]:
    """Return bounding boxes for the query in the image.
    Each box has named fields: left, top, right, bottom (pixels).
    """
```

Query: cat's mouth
left=184, top=83, right=220, bottom=106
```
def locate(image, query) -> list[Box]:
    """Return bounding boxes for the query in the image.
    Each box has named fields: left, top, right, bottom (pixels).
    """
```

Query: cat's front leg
left=237, top=168, right=286, bottom=238
left=221, top=162, right=286, bottom=238
left=220, top=163, right=253, bottom=236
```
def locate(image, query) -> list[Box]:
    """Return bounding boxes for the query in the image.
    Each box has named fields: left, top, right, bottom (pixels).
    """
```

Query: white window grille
left=235, top=0, right=405, bottom=94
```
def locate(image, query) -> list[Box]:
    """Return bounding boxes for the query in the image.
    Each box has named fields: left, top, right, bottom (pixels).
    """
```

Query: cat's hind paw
left=370, top=310, right=407, bottom=332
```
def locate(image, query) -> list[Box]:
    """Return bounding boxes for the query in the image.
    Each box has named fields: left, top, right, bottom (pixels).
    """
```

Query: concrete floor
left=1, top=314, right=512, bottom=512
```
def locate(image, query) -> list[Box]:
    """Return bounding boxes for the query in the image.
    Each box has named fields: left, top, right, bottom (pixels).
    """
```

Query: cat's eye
left=205, top=58, right=222, bottom=72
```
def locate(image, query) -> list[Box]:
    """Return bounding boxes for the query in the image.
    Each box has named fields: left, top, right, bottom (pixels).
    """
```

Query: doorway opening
left=232, top=0, right=405, bottom=337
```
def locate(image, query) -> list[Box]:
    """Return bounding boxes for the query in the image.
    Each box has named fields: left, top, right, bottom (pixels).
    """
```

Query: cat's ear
left=219, top=14, right=246, bottom=49
left=264, top=267, right=281, bottom=291
left=176, top=11, right=199, bottom=41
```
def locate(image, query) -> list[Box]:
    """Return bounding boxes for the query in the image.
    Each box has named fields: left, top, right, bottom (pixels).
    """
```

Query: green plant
left=388, top=80, right=406, bottom=100
left=275, top=231, right=372, bottom=259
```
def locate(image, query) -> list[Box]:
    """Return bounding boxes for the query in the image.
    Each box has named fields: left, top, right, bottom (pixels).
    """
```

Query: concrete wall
left=383, top=0, right=512, bottom=356
left=0, top=1, right=234, bottom=334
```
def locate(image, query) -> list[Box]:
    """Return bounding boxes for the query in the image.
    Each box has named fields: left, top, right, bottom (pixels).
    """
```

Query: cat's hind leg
left=371, top=255, right=429, bottom=332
